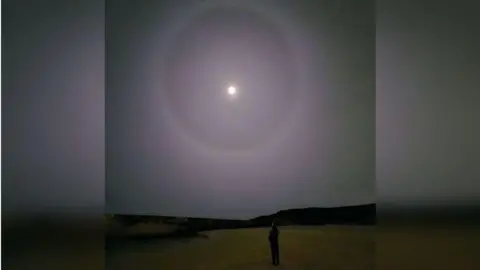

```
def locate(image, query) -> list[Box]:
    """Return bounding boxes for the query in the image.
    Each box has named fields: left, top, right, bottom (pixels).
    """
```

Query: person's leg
left=272, top=243, right=279, bottom=265
left=276, top=244, right=280, bottom=265
left=270, top=244, right=275, bottom=265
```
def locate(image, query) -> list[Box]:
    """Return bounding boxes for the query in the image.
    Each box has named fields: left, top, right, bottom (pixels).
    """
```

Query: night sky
left=2, top=0, right=105, bottom=219
left=2, top=0, right=478, bottom=223
left=106, top=0, right=375, bottom=219
left=376, top=1, right=480, bottom=212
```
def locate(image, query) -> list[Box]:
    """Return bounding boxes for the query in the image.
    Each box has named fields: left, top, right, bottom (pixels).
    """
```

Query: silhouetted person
left=269, top=220, right=280, bottom=266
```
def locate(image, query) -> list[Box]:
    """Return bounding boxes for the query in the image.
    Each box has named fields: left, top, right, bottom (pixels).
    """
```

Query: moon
left=227, top=85, right=237, bottom=96
left=162, top=6, right=299, bottom=153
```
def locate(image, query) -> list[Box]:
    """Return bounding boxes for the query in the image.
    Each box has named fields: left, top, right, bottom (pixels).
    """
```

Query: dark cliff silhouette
left=106, top=204, right=375, bottom=239
left=249, top=204, right=375, bottom=227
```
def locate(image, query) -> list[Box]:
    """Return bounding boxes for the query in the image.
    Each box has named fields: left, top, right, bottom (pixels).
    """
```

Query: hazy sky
left=3, top=0, right=478, bottom=222
left=2, top=0, right=105, bottom=218
left=376, top=1, right=480, bottom=211
left=106, top=0, right=375, bottom=219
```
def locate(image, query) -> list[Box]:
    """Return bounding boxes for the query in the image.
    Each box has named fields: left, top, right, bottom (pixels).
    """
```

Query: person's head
left=272, top=218, right=277, bottom=227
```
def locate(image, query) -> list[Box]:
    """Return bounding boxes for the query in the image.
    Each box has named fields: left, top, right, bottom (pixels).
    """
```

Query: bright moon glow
left=227, top=86, right=237, bottom=96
